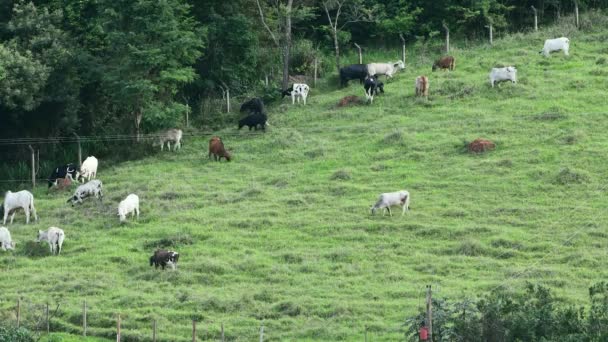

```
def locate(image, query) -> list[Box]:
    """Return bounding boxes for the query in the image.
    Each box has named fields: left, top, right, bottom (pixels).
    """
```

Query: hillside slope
left=2, top=17, right=608, bottom=341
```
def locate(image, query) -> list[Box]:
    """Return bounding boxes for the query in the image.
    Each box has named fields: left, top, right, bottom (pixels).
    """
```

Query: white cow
left=489, top=66, right=517, bottom=87
left=2, top=190, right=38, bottom=225
left=118, top=194, right=140, bottom=222
left=158, top=129, right=182, bottom=151
left=0, top=227, right=15, bottom=251
left=37, top=227, right=65, bottom=255
left=282, top=83, right=310, bottom=105
left=68, top=180, right=103, bottom=205
left=540, top=37, right=570, bottom=57
left=370, top=190, right=410, bottom=216
left=367, top=60, right=405, bottom=78
left=78, top=156, right=98, bottom=183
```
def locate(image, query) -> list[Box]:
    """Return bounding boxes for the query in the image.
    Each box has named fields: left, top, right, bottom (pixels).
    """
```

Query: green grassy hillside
left=2, top=16, right=608, bottom=341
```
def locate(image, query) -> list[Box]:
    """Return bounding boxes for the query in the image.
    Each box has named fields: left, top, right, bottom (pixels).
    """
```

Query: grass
left=2, top=13, right=608, bottom=341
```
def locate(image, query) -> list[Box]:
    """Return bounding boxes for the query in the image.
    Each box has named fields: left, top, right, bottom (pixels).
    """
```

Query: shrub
left=0, top=326, right=35, bottom=342
left=330, top=169, right=351, bottom=181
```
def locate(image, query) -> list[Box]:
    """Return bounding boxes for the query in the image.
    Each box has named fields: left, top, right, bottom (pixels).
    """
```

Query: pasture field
left=1, top=16, right=608, bottom=341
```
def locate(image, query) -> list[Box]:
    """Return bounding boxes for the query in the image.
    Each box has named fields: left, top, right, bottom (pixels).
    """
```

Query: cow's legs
left=387, top=207, right=392, bottom=216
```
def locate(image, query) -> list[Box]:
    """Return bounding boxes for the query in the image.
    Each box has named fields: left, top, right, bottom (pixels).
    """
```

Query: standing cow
left=415, top=76, right=429, bottom=98
left=339, top=64, right=368, bottom=87
left=282, top=83, right=310, bottom=105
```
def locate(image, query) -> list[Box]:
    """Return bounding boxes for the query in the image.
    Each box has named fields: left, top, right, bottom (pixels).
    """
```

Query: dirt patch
left=468, top=138, right=495, bottom=153
left=337, top=95, right=362, bottom=107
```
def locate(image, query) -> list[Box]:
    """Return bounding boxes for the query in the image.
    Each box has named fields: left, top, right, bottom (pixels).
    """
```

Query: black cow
left=238, top=113, right=268, bottom=131
left=48, top=163, right=78, bottom=188
left=149, top=250, right=180, bottom=270
left=363, top=77, right=383, bottom=103
left=339, top=64, right=368, bottom=87
left=240, top=98, right=265, bottom=115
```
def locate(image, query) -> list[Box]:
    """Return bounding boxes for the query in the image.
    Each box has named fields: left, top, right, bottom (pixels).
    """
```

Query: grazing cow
left=432, top=56, right=455, bottom=71
left=48, top=163, right=78, bottom=188
left=208, top=137, right=231, bottom=162
left=367, top=61, right=405, bottom=79
left=282, top=83, right=310, bottom=105
left=240, top=98, right=265, bottom=115
left=37, top=227, right=65, bottom=255
left=238, top=113, right=268, bottom=131
left=158, top=129, right=182, bottom=152
left=364, top=77, right=382, bottom=103
left=370, top=190, right=410, bottom=216
left=489, top=66, right=517, bottom=87
left=339, top=64, right=368, bottom=87
left=0, top=227, right=15, bottom=251
left=118, top=194, right=140, bottom=223
left=2, top=190, right=38, bottom=225
left=67, top=180, right=103, bottom=206
left=78, top=156, right=98, bottom=183
left=150, top=250, right=180, bottom=270
left=415, top=76, right=429, bottom=98
left=540, top=37, right=570, bottom=57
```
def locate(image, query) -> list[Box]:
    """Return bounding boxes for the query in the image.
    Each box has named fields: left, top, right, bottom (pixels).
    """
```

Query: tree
left=321, top=0, right=374, bottom=72
left=97, top=0, right=204, bottom=140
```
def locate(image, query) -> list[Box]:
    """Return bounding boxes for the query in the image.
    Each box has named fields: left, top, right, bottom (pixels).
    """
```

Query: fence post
left=152, top=319, right=157, bottom=342
left=220, top=81, right=231, bottom=113
left=573, top=0, right=579, bottom=28
left=192, top=320, right=196, bottom=342
left=442, top=21, right=450, bottom=54
left=116, top=314, right=121, bottom=342
left=83, top=300, right=87, bottom=336
left=531, top=6, right=538, bottom=31
left=46, top=302, right=49, bottom=334
left=364, top=325, right=368, bottom=342
left=16, top=298, right=21, bottom=328
left=486, top=23, right=493, bottom=45
left=259, top=323, right=264, bottom=342
left=28, top=145, right=35, bottom=189
left=221, top=322, right=225, bottom=342
left=354, top=43, right=362, bottom=64
left=74, top=133, right=82, bottom=166
left=399, top=34, right=406, bottom=64
left=313, top=58, right=318, bottom=87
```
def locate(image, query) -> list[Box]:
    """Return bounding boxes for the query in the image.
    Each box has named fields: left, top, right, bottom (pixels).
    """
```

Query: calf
left=363, top=77, right=382, bottom=103
left=339, top=64, right=368, bottom=87
left=240, top=98, right=265, bottom=115
left=150, top=249, right=180, bottom=270
left=158, top=129, right=182, bottom=151
left=37, top=227, right=65, bottom=255
left=2, top=190, right=38, bottom=225
left=370, top=190, right=410, bottom=216
left=68, top=179, right=103, bottom=206
left=282, top=83, right=310, bottom=105
left=238, top=113, right=268, bottom=131
left=540, top=37, right=570, bottom=57
left=118, top=194, right=140, bottom=223
left=489, top=66, right=517, bottom=87
left=367, top=61, right=405, bottom=79
left=208, top=137, right=231, bottom=162
left=432, top=56, right=455, bottom=71
left=0, top=227, right=15, bottom=251
left=78, top=156, right=98, bottom=183
left=415, top=76, right=429, bottom=98
left=48, top=163, right=78, bottom=188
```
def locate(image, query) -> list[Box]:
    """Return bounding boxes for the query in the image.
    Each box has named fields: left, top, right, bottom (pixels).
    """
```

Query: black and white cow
left=240, top=98, right=265, bottom=115
left=48, top=163, right=78, bottom=188
left=339, top=64, right=368, bottom=87
left=149, top=250, right=180, bottom=270
left=363, top=77, right=383, bottom=103
left=282, top=83, right=310, bottom=105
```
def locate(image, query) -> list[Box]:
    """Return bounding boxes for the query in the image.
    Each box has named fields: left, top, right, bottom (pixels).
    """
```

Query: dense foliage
left=0, top=326, right=35, bottom=342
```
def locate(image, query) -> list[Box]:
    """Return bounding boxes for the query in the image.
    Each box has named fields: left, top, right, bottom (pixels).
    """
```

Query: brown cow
left=432, top=56, right=455, bottom=71
left=415, top=76, right=429, bottom=98
left=208, top=137, right=231, bottom=162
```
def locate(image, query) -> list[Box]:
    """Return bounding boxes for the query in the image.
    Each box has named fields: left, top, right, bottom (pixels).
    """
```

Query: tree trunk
left=281, top=0, right=293, bottom=90
left=134, top=109, right=142, bottom=142
left=333, top=29, right=340, bottom=71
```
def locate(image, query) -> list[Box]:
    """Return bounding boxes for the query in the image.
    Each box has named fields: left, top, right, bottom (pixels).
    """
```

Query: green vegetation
left=1, top=11, right=608, bottom=342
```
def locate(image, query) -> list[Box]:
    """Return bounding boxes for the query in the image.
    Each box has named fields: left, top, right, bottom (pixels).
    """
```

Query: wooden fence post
left=192, top=320, right=196, bottom=342
left=486, top=23, right=493, bottom=45
left=152, top=319, right=157, bottom=342
left=354, top=43, right=362, bottom=64
left=313, top=58, right=318, bottom=87
left=220, top=82, right=230, bottom=113
left=442, top=21, right=450, bottom=54
left=259, top=324, right=264, bottom=342
left=16, top=298, right=21, bottom=328
left=531, top=6, right=538, bottom=31
left=116, top=314, right=121, bottom=342
left=573, top=0, right=579, bottom=28
left=46, top=302, right=49, bottom=334
left=364, top=325, right=368, bottom=342
left=399, top=34, right=406, bottom=64
left=28, top=145, right=35, bottom=189
left=83, top=300, right=87, bottom=336
left=221, top=322, right=225, bottom=342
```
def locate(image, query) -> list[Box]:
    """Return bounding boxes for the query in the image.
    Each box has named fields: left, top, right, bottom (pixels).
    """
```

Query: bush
left=0, top=326, right=35, bottom=342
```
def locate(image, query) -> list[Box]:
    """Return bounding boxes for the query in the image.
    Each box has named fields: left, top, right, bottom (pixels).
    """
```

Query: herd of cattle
left=0, top=36, right=572, bottom=269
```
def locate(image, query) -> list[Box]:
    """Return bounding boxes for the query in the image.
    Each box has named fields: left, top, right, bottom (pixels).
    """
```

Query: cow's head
left=394, top=60, right=405, bottom=70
